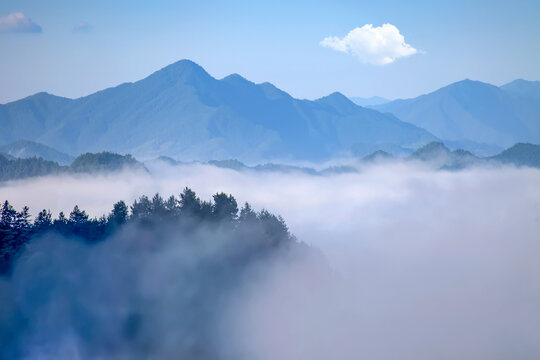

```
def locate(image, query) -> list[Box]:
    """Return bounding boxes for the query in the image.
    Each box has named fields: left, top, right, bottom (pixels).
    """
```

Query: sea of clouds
left=1, top=162, right=539, bottom=359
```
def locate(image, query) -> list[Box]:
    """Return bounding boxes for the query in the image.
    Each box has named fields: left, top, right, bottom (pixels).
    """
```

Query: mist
left=1, top=162, right=540, bottom=359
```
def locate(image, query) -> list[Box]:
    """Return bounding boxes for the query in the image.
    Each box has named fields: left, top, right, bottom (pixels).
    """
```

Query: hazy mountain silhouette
left=408, top=141, right=480, bottom=169
left=2, top=141, right=540, bottom=182
left=501, top=79, right=540, bottom=100
left=362, top=150, right=395, bottom=163
left=0, top=139, right=74, bottom=165
left=374, top=79, right=540, bottom=150
left=70, top=152, right=146, bottom=173
left=489, top=143, right=540, bottom=167
left=0, top=60, right=435, bottom=162
left=0, top=151, right=146, bottom=181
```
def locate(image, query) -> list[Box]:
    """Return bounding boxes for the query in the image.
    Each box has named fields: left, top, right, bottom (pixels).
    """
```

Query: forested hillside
left=0, top=188, right=305, bottom=359
left=0, top=152, right=145, bottom=181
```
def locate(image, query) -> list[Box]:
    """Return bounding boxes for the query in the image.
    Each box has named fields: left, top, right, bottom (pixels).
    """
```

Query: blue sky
left=0, top=0, right=539, bottom=103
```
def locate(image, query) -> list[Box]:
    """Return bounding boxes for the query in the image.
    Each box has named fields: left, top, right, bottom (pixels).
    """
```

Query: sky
left=0, top=0, right=539, bottom=103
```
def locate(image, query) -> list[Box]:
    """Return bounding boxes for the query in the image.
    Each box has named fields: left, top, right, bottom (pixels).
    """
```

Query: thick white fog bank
left=2, top=163, right=540, bottom=358
left=219, top=166, right=540, bottom=360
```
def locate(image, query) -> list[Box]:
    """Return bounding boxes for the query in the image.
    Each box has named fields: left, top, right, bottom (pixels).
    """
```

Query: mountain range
left=1, top=60, right=538, bottom=161
left=2, top=142, right=539, bottom=183
left=0, top=60, right=434, bottom=162
left=373, top=79, right=540, bottom=154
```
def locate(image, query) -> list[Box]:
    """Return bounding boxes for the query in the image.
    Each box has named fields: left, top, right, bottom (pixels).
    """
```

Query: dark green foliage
left=212, top=192, right=238, bottom=221
left=0, top=188, right=303, bottom=359
left=34, top=209, right=52, bottom=231
left=239, top=202, right=257, bottom=222
left=0, top=201, right=32, bottom=274
left=0, top=188, right=295, bottom=275
left=0, top=151, right=145, bottom=182
left=70, top=152, right=145, bottom=173
left=108, top=201, right=128, bottom=226
left=130, top=195, right=152, bottom=221
left=179, top=187, right=202, bottom=216
left=69, top=205, right=89, bottom=224
left=0, top=154, right=65, bottom=181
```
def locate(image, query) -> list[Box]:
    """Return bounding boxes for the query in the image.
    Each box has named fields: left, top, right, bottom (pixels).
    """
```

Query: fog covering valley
left=1, top=3, right=540, bottom=358
left=1, top=160, right=539, bottom=359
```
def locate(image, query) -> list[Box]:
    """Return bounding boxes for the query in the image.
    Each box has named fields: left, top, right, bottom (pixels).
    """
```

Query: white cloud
left=321, top=23, right=419, bottom=65
left=0, top=12, right=42, bottom=33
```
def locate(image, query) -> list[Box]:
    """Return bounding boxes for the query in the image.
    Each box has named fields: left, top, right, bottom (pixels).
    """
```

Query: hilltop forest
left=0, top=188, right=305, bottom=359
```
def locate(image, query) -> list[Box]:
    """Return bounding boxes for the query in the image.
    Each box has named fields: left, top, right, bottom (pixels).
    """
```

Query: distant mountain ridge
left=0, top=139, right=74, bottom=165
left=408, top=141, right=480, bottom=169
left=489, top=143, right=540, bottom=167
left=373, top=79, right=540, bottom=151
left=0, top=60, right=435, bottom=162
left=501, top=79, right=540, bottom=100
left=0, top=151, right=145, bottom=181
left=1, top=142, right=539, bottom=182
left=349, top=96, right=389, bottom=107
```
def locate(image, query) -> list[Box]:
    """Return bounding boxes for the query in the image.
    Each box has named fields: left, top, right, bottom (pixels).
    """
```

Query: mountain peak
left=501, top=78, right=538, bottom=87
left=435, top=78, right=500, bottom=99
left=148, top=59, right=213, bottom=83
left=221, top=73, right=253, bottom=86
left=316, top=91, right=355, bottom=105
left=325, top=91, right=350, bottom=100
left=258, top=82, right=291, bottom=100
left=165, top=59, right=205, bottom=71
left=4, top=91, right=72, bottom=107
left=0, top=59, right=438, bottom=162
left=411, top=141, right=450, bottom=158
left=451, top=78, right=490, bottom=87
left=314, top=92, right=359, bottom=114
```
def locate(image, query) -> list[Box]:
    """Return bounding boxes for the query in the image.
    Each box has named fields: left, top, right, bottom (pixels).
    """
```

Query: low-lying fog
left=2, top=162, right=540, bottom=359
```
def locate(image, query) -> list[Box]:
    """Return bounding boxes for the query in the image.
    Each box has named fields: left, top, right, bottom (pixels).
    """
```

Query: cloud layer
left=0, top=12, right=42, bottom=33
left=321, top=23, right=419, bottom=65
left=2, top=163, right=540, bottom=358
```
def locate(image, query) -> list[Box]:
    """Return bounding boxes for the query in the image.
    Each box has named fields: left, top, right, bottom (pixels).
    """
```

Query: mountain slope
left=373, top=79, right=540, bottom=149
left=489, top=143, right=540, bottom=167
left=408, top=141, right=480, bottom=169
left=0, top=139, right=74, bottom=165
left=0, top=92, right=73, bottom=144
left=501, top=79, right=540, bottom=100
left=0, top=60, right=435, bottom=161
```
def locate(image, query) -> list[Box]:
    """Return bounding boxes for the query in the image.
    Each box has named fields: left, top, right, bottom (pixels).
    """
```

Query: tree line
left=0, top=152, right=144, bottom=181
left=0, top=187, right=294, bottom=275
